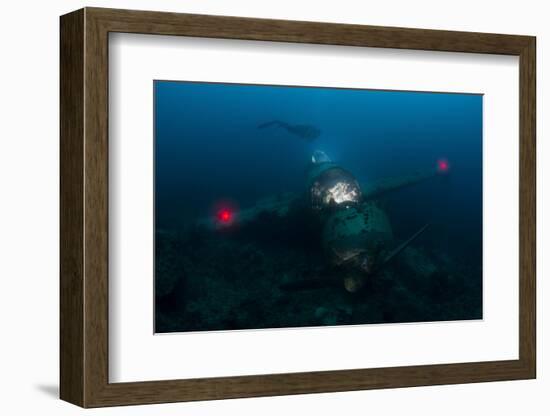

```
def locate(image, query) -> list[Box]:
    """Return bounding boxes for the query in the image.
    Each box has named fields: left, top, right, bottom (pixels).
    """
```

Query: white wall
left=0, top=0, right=545, bottom=414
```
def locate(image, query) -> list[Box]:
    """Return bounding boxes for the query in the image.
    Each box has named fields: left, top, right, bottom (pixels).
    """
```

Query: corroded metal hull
left=323, top=201, right=393, bottom=262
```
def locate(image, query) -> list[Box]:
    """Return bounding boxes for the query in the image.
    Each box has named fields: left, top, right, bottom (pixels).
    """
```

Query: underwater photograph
left=154, top=80, right=483, bottom=333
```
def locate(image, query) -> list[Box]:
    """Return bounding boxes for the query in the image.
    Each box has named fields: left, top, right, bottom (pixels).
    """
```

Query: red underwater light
left=217, top=208, right=232, bottom=223
left=211, top=199, right=239, bottom=228
left=437, top=158, right=450, bottom=173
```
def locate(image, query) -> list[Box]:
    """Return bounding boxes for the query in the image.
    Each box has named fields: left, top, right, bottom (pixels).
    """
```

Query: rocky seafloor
left=155, top=213, right=482, bottom=333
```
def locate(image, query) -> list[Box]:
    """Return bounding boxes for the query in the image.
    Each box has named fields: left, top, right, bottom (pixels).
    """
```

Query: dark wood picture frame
left=60, top=7, right=536, bottom=408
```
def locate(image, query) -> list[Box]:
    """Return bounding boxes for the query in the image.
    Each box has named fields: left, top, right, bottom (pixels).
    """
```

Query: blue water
left=155, top=80, right=481, bottom=258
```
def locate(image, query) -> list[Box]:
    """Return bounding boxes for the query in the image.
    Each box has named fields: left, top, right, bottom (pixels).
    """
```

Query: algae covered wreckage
left=155, top=151, right=482, bottom=333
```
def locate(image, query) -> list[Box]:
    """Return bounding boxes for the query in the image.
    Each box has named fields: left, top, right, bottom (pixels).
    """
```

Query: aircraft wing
left=361, top=168, right=442, bottom=201
left=196, top=192, right=300, bottom=230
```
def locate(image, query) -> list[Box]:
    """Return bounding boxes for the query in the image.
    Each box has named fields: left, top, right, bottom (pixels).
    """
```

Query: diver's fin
left=382, top=223, right=429, bottom=266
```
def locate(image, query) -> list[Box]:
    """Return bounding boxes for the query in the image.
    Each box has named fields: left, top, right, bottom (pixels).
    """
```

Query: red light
left=437, top=158, right=450, bottom=173
left=212, top=200, right=239, bottom=228
left=218, top=209, right=232, bottom=222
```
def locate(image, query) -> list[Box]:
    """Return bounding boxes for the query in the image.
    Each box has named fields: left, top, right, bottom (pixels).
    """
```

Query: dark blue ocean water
left=155, top=80, right=482, bottom=261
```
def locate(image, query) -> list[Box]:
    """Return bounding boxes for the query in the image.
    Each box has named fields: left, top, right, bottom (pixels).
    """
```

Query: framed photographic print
left=60, top=7, right=536, bottom=408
